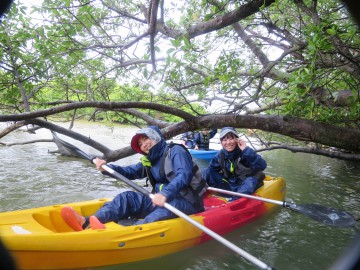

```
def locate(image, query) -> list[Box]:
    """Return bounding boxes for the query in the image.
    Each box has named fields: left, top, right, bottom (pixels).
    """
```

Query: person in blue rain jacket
left=202, top=127, right=266, bottom=200
left=61, top=125, right=206, bottom=230
left=193, top=128, right=217, bottom=150
left=181, top=131, right=196, bottom=149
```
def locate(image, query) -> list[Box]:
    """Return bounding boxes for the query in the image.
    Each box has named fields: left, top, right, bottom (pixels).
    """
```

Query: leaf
left=326, top=28, right=336, bottom=35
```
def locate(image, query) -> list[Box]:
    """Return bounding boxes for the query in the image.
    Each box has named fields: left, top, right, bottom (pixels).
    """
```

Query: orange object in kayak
left=0, top=176, right=285, bottom=270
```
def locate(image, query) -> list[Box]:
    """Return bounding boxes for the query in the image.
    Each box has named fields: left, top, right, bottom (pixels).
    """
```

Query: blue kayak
left=189, top=149, right=219, bottom=161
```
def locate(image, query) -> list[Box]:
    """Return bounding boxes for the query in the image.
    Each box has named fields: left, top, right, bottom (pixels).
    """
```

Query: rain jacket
left=193, top=128, right=217, bottom=150
left=203, top=146, right=266, bottom=196
left=95, top=126, right=205, bottom=224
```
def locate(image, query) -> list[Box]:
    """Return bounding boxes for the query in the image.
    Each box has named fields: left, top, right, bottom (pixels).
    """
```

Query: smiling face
left=138, top=135, right=157, bottom=154
left=220, top=133, right=238, bottom=152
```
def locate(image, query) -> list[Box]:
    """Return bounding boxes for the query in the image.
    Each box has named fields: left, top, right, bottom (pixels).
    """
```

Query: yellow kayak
left=0, top=176, right=286, bottom=269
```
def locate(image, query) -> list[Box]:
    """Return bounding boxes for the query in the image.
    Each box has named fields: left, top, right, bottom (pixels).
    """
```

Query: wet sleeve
left=104, top=162, right=146, bottom=180
left=209, top=128, right=217, bottom=139
left=241, top=147, right=267, bottom=172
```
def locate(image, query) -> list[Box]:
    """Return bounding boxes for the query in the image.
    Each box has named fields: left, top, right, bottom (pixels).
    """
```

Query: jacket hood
left=131, top=126, right=163, bottom=154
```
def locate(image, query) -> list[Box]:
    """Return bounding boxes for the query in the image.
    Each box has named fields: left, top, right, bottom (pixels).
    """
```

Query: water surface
left=0, top=122, right=359, bottom=270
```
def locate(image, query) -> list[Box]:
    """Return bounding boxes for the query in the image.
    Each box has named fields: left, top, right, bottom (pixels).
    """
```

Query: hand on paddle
left=94, top=158, right=167, bottom=207
left=94, top=158, right=107, bottom=172
left=151, top=193, right=167, bottom=207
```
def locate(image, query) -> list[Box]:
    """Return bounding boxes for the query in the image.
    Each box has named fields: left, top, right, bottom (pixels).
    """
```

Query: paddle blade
left=285, top=203, right=356, bottom=228
left=51, top=131, right=95, bottom=161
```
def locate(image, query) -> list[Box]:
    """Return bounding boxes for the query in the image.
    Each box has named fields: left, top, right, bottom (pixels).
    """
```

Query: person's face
left=220, top=134, right=238, bottom=152
left=202, top=130, right=210, bottom=135
left=138, top=136, right=156, bottom=154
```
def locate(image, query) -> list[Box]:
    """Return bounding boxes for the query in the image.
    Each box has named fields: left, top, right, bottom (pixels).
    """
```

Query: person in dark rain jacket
left=193, top=128, right=217, bottom=150
left=181, top=131, right=196, bottom=149
left=202, top=127, right=266, bottom=200
left=61, top=126, right=206, bottom=230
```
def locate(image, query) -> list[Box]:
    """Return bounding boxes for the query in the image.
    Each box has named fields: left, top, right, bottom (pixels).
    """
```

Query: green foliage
left=0, top=0, right=359, bottom=131
left=261, top=0, right=360, bottom=127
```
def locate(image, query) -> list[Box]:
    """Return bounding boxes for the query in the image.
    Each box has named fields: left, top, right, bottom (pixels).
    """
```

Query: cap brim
left=220, top=130, right=239, bottom=139
left=131, top=133, right=145, bottom=154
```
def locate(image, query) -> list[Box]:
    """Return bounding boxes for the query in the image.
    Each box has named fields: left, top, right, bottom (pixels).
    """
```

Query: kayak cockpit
left=32, top=199, right=109, bottom=233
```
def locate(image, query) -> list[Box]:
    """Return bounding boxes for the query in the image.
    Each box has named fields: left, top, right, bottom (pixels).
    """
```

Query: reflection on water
left=0, top=122, right=359, bottom=270
left=0, top=123, right=141, bottom=211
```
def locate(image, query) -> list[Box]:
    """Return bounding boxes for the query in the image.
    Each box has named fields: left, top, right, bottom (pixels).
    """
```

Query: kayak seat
left=33, top=210, right=75, bottom=233
left=203, top=195, right=228, bottom=210
left=32, top=201, right=109, bottom=233
left=118, top=218, right=139, bottom=226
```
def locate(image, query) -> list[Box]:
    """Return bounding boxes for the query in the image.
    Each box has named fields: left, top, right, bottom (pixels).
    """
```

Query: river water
left=0, top=122, right=359, bottom=270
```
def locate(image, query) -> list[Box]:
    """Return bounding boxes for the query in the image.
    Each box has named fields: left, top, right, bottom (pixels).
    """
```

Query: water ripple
left=1, top=124, right=360, bottom=270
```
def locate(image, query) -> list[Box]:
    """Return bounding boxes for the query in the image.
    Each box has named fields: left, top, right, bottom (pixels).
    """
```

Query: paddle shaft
left=100, top=163, right=274, bottom=270
left=207, top=187, right=356, bottom=228
left=207, top=187, right=285, bottom=206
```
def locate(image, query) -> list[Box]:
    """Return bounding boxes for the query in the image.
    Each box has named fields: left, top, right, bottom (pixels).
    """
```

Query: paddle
left=52, top=132, right=274, bottom=270
left=207, top=187, right=356, bottom=228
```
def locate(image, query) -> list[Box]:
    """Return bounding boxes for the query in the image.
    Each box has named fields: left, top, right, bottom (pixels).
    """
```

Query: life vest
left=145, top=143, right=207, bottom=209
left=197, top=132, right=210, bottom=150
left=218, top=150, right=265, bottom=182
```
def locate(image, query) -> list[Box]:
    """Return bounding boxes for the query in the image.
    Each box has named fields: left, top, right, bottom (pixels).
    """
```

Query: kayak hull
left=188, top=149, right=219, bottom=161
left=0, top=176, right=286, bottom=269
